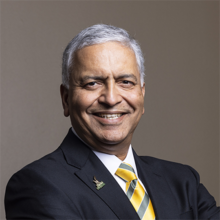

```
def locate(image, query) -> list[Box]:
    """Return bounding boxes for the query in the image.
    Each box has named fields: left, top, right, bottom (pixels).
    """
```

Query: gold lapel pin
left=93, top=176, right=105, bottom=190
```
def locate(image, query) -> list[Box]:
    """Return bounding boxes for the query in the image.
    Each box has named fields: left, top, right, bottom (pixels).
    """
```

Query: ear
left=141, top=82, right=145, bottom=115
left=60, top=84, right=70, bottom=117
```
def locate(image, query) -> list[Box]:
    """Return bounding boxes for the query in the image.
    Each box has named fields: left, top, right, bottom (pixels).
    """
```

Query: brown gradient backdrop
left=1, top=1, right=219, bottom=218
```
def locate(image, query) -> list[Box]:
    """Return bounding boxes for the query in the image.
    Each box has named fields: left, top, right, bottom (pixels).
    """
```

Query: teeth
left=98, top=114, right=122, bottom=119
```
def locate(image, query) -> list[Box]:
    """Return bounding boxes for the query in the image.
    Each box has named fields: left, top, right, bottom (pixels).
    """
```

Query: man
left=5, top=24, right=219, bottom=219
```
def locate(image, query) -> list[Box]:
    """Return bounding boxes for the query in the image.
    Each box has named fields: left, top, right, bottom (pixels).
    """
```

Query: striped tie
left=115, top=163, right=156, bottom=220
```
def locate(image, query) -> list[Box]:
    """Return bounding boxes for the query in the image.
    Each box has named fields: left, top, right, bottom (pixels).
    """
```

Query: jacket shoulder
left=139, top=156, right=220, bottom=219
left=4, top=147, right=81, bottom=219
left=139, top=156, right=199, bottom=180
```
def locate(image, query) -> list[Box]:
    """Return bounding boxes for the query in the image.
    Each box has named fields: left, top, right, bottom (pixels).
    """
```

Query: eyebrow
left=117, top=74, right=137, bottom=82
left=80, top=74, right=137, bottom=83
left=80, top=76, right=106, bottom=84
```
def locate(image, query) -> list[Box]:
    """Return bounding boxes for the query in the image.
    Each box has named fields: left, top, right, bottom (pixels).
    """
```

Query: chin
left=98, top=132, right=128, bottom=145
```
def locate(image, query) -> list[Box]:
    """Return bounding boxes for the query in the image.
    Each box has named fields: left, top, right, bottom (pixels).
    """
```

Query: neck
left=90, top=141, right=130, bottom=161
left=71, top=126, right=131, bottom=160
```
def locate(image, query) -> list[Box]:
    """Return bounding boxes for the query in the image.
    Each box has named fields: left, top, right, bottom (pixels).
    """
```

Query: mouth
left=94, top=113, right=124, bottom=119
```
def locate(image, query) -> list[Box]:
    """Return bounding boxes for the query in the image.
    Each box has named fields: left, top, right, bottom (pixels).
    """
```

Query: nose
left=98, top=83, right=122, bottom=107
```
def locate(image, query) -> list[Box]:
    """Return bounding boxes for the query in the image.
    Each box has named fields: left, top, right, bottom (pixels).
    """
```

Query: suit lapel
left=134, top=151, right=179, bottom=220
left=75, top=152, right=140, bottom=219
left=61, top=129, right=139, bottom=220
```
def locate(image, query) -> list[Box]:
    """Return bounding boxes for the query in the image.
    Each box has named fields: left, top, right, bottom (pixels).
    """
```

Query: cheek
left=71, top=91, right=98, bottom=111
left=124, top=91, right=144, bottom=110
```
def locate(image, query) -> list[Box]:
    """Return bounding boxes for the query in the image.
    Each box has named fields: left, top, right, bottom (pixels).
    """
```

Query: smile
left=96, top=113, right=123, bottom=119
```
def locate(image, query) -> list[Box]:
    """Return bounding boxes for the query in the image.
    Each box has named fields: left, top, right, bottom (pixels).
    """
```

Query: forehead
left=74, top=42, right=138, bottom=72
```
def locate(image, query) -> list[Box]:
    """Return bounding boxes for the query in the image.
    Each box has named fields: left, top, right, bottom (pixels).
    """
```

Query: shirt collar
left=93, top=145, right=138, bottom=177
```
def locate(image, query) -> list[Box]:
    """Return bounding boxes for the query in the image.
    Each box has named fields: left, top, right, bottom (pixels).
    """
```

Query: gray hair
left=62, top=24, right=145, bottom=88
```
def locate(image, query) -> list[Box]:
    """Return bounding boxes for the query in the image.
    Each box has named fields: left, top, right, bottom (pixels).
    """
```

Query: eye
left=122, top=80, right=135, bottom=86
left=123, top=80, right=131, bottom=84
left=84, top=81, right=101, bottom=90
left=87, top=82, right=97, bottom=86
left=118, top=80, right=135, bottom=89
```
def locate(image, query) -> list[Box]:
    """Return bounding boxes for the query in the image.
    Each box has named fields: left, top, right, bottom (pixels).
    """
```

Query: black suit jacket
left=5, top=129, right=220, bottom=219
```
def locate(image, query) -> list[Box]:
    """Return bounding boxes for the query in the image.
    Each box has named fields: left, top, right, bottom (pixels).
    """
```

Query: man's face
left=61, top=42, right=145, bottom=154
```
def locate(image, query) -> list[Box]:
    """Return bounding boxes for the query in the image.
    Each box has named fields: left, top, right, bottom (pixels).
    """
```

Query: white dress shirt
left=71, top=127, right=147, bottom=194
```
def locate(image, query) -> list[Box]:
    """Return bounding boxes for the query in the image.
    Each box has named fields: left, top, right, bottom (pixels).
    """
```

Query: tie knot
left=115, top=162, right=137, bottom=182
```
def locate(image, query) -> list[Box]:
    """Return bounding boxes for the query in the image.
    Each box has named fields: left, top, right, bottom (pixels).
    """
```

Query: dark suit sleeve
left=5, top=167, right=82, bottom=220
left=187, top=166, right=220, bottom=220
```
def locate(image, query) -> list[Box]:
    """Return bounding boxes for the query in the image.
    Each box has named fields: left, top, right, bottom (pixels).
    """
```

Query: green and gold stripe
left=115, top=163, right=156, bottom=220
